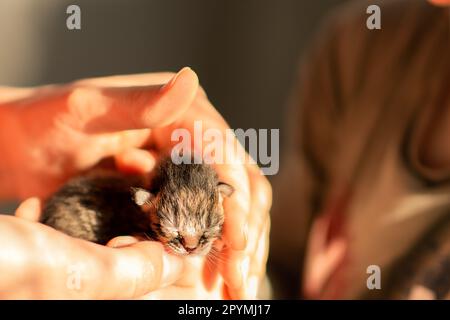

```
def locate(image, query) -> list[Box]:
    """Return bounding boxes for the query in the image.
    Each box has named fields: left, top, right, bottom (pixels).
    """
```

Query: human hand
left=114, top=91, right=272, bottom=299
left=4, top=68, right=271, bottom=299
left=107, top=235, right=228, bottom=300
left=1, top=200, right=183, bottom=299
left=0, top=67, right=198, bottom=199
left=15, top=156, right=271, bottom=300
left=110, top=79, right=272, bottom=299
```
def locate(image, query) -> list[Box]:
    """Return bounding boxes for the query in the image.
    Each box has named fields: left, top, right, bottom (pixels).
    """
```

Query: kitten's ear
left=131, top=187, right=155, bottom=206
left=218, top=182, right=234, bottom=200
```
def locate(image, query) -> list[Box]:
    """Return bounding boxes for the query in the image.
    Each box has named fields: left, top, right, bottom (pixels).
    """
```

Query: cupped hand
left=3, top=68, right=271, bottom=299
left=3, top=199, right=183, bottom=299
left=107, top=73, right=272, bottom=299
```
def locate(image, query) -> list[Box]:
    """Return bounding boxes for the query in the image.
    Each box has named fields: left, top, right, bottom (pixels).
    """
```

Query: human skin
left=0, top=68, right=271, bottom=299
left=0, top=212, right=183, bottom=299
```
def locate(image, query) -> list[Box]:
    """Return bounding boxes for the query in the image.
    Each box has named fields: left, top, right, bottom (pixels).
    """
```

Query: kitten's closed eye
left=172, top=234, right=182, bottom=243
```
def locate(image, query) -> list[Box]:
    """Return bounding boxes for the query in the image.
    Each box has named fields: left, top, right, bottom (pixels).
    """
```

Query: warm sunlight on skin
left=0, top=68, right=271, bottom=299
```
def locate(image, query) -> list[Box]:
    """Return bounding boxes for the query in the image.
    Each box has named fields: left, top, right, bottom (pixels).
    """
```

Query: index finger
left=64, top=67, right=199, bottom=133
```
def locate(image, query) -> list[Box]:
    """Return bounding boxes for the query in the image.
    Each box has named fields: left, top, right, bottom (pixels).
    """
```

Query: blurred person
left=270, top=0, right=450, bottom=299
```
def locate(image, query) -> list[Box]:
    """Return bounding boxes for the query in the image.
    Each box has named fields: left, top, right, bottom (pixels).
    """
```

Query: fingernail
left=16, top=197, right=41, bottom=221
left=161, top=252, right=184, bottom=287
left=160, top=67, right=191, bottom=92
left=108, top=236, right=139, bottom=248
left=246, top=276, right=259, bottom=299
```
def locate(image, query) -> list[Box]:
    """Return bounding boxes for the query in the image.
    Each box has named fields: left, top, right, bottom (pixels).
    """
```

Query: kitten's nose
left=181, top=235, right=198, bottom=252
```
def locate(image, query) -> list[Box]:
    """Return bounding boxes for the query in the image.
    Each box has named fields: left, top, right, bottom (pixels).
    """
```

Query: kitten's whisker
left=209, top=255, right=228, bottom=265
left=207, top=250, right=227, bottom=264
left=209, top=247, right=225, bottom=258
left=205, top=254, right=220, bottom=270
left=204, top=256, right=215, bottom=272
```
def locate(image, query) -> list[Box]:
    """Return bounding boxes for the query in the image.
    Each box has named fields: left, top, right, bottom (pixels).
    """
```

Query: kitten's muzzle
left=180, top=234, right=199, bottom=252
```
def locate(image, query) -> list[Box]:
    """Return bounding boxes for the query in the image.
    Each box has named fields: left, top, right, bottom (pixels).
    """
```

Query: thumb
left=72, top=67, right=199, bottom=133
left=105, top=241, right=184, bottom=299
left=15, top=197, right=42, bottom=222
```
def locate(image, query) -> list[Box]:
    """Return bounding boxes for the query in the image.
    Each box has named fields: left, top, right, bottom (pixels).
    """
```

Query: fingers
left=16, top=218, right=185, bottom=299
left=243, top=218, right=271, bottom=299
left=141, top=279, right=225, bottom=300
left=242, top=167, right=271, bottom=298
left=249, top=219, right=271, bottom=297
left=210, top=155, right=250, bottom=294
left=215, top=140, right=252, bottom=251
left=15, top=197, right=42, bottom=222
left=74, top=129, right=152, bottom=169
left=106, top=236, right=140, bottom=248
left=153, top=103, right=251, bottom=251
left=114, top=148, right=158, bottom=174
left=221, top=176, right=250, bottom=251
left=99, top=241, right=184, bottom=299
left=0, top=216, right=185, bottom=299
left=221, top=219, right=270, bottom=299
left=149, top=94, right=252, bottom=252
left=218, top=247, right=247, bottom=292
left=128, top=67, right=199, bottom=129
left=224, top=166, right=271, bottom=299
left=66, top=67, right=199, bottom=133
left=74, top=72, right=177, bottom=87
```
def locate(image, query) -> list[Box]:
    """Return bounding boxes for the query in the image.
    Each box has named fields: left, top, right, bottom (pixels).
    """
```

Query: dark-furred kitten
left=40, top=157, right=234, bottom=256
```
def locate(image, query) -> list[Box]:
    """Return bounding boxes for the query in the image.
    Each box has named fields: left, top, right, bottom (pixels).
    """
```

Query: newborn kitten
left=40, top=156, right=234, bottom=256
